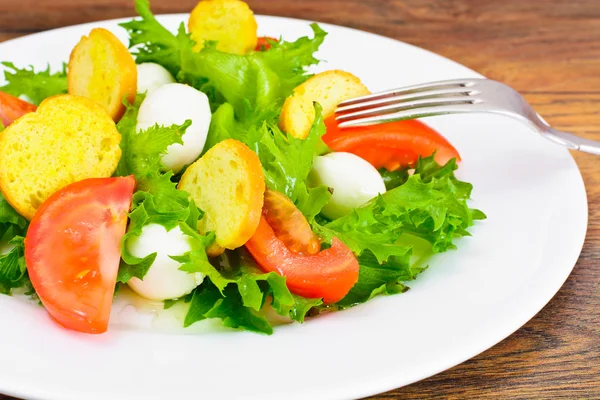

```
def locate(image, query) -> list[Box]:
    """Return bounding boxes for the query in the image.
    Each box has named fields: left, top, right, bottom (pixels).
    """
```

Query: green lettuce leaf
left=314, top=155, right=485, bottom=306
left=336, top=250, right=411, bottom=307
left=259, top=24, right=327, bottom=97
left=0, top=235, right=29, bottom=295
left=207, top=101, right=331, bottom=220
left=118, top=190, right=212, bottom=284
left=115, top=94, right=196, bottom=215
left=119, top=0, right=190, bottom=77
left=186, top=281, right=273, bottom=334
left=120, top=0, right=325, bottom=116
left=289, top=294, right=323, bottom=323
left=183, top=249, right=322, bottom=334
left=117, top=0, right=485, bottom=332
left=0, top=62, right=67, bottom=105
left=250, top=104, right=326, bottom=202
left=379, top=168, right=409, bottom=191
left=0, top=192, right=28, bottom=234
left=115, top=96, right=212, bottom=284
left=0, top=192, right=30, bottom=295
left=115, top=94, right=145, bottom=177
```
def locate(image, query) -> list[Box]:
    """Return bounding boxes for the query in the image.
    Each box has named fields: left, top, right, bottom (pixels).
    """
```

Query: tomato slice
left=322, top=115, right=460, bottom=171
left=246, top=217, right=359, bottom=303
left=255, top=36, right=278, bottom=51
left=25, top=176, right=135, bottom=334
left=262, top=189, right=320, bottom=255
left=0, top=91, right=37, bottom=127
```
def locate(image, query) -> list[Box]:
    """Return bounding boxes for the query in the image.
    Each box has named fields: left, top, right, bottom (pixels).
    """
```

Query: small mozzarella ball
left=136, top=83, right=211, bottom=172
left=136, top=63, right=176, bottom=94
left=127, top=223, right=204, bottom=301
left=309, top=152, right=386, bottom=219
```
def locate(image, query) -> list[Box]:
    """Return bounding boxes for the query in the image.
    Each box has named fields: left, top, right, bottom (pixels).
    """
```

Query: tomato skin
left=0, top=91, right=37, bottom=127
left=246, top=217, right=359, bottom=303
left=262, top=189, right=320, bottom=255
left=322, top=115, right=460, bottom=171
left=255, top=36, right=278, bottom=51
left=25, top=176, right=135, bottom=334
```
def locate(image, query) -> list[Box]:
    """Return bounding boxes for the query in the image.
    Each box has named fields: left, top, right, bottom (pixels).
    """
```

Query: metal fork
left=335, top=78, right=600, bottom=156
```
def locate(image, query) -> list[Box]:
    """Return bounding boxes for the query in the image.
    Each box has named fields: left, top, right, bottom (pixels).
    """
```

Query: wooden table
left=0, top=0, right=598, bottom=398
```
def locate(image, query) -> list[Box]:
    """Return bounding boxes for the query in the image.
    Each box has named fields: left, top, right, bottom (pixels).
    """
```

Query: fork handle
left=541, top=127, right=600, bottom=156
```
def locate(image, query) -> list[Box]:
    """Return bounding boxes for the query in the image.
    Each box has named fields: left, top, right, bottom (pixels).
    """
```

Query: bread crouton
left=279, top=70, right=370, bottom=139
left=68, top=28, right=137, bottom=121
left=0, top=94, right=122, bottom=220
left=188, top=0, right=258, bottom=54
left=178, top=139, right=265, bottom=251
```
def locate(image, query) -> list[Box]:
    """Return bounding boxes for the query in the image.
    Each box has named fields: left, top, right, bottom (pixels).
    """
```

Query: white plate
left=0, top=14, right=587, bottom=400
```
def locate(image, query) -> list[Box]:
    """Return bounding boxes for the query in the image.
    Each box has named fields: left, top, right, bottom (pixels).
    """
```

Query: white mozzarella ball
left=127, top=223, right=204, bottom=301
left=309, top=152, right=386, bottom=219
left=136, top=63, right=176, bottom=94
left=136, top=83, right=211, bottom=173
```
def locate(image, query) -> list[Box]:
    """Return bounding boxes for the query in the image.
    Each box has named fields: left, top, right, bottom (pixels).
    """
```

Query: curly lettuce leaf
left=252, top=115, right=331, bottom=221
left=207, top=101, right=331, bottom=220
left=314, top=156, right=485, bottom=306
left=120, top=0, right=330, bottom=223
left=259, top=24, right=327, bottom=96
left=0, top=193, right=27, bottom=234
left=117, top=191, right=204, bottom=283
left=120, top=0, right=326, bottom=116
left=117, top=0, right=485, bottom=330
left=116, top=94, right=194, bottom=212
left=116, top=94, right=189, bottom=183
left=183, top=249, right=321, bottom=334
left=289, top=294, right=323, bottom=323
left=0, top=62, right=67, bottom=105
left=115, top=96, right=212, bottom=284
left=336, top=250, right=411, bottom=307
left=322, top=156, right=484, bottom=257
left=251, top=104, right=325, bottom=200
left=0, top=235, right=29, bottom=295
left=115, top=94, right=145, bottom=177
left=186, top=281, right=273, bottom=334
left=379, top=168, right=409, bottom=191
left=118, top=0, right=188, bottom=77
left=0, top=192, right=30, bottom=295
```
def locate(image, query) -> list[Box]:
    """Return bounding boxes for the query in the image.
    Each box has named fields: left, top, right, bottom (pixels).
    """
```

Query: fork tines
left=335, top=78, right=483, bottom=128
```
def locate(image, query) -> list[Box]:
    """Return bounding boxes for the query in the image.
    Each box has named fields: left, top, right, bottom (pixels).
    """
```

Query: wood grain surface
left=1, top=0, right=599, bottom=399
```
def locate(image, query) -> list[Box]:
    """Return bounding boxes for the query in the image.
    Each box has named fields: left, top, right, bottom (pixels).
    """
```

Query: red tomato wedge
left=322, top=115, right=460, bottom=171
left=25, top=176, right=135, bottom=334
left=0, top=91, right=37, bottom=127
left=255, top=36, right=278, bottom=51
left=246, top=217, right=359, bottom=303
left=262, top=189, right=320, bottom=255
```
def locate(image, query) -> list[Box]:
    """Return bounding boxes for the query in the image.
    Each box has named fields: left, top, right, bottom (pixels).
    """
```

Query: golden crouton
left=188, top=0, right=258, bottom=54
left=68, top=28, right=137, bottom=121
left=279, top=70, right=371, bottom=139
left=178, top=139, right=265, bottom=251
left=0, top=94, right=122, bottom=220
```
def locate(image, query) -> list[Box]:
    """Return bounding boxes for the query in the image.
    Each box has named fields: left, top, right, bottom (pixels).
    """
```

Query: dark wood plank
left=0, top=1, right=599, bottom=399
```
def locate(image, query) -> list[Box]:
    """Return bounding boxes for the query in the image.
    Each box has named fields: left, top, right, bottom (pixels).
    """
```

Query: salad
left=0, top=0, right=484, bottom=335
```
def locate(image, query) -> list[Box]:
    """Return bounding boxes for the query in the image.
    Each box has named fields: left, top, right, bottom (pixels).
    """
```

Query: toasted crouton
left=0, top=94, right=122, bottom=220
left=279, top=70, right=371, bottom=139
left=68, top=28, right=137, bottom=121
left=178, top=139, right=265, bottom=250
left=188, top=0, right=258, bottom=54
